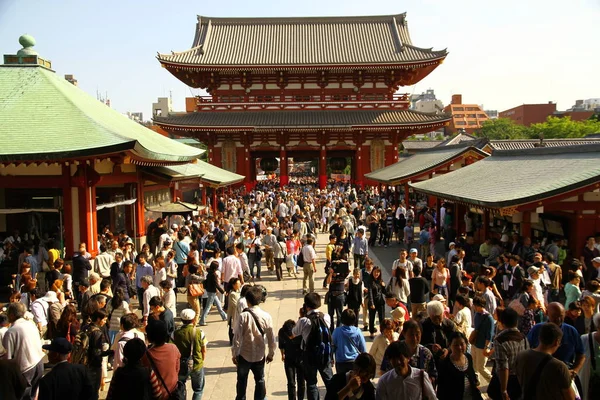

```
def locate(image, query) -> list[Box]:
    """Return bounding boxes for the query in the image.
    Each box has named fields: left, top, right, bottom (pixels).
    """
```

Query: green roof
left=0, top=65, right=202, bottom=163
left=366, top=142, right=488, bottom=185
left=149, top=159, right=244, bottom=187
left=410, top=145, right=600, bottom=208
left=158, top=14, right=447, bottom=67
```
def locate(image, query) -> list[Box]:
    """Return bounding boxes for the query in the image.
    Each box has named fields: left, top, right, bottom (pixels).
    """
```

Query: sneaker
left=362, top=325, right=369, bottom=331
left=199, top=322, right=207, bottom=326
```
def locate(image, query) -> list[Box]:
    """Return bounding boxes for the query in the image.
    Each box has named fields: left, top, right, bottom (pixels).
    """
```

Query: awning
left=96, top=198, right=137, bottom=211
left=145, top=201, right=207, bottom=216
left=0, top=208, right=59, bottom=214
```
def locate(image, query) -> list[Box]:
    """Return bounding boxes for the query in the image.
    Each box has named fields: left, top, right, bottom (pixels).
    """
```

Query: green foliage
left=475, top=116, right=600, bottom=140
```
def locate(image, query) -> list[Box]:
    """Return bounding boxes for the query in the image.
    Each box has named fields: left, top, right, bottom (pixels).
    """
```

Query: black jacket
left=436, top=352, right=483, bottom=400
left=72, top=254, right=92, bottom=283
left=38, top=362, right=97, bottom=400
left=421, top=317, right=457, bottom=357
left=107, top=364, right=153, bottom=400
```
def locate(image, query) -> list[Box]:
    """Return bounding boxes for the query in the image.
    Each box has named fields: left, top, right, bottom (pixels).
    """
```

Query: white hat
left=449, top=242, right=456, bottom=247
left=501, top=234, right=509, bottom=243
left=180, top=309, right=196, bottom=321
left=391, top=307, right=406, bottom=323
left=432, top=294, right=446, bottom=302
left=42, top=291, right=58, bottom=303
left=171, top=223, right=178, bottom=230
left=592, top=257, right=600, bottom=264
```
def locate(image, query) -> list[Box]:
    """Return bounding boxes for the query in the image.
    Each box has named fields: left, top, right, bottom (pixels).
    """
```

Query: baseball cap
left=449, top=242, right=456, bottom=247
left=42, top=291, right=58, bottom=303
left=391, top=307, right=406, bottom=323
left=527, top=266, right=540, bottom=276
left=43, top=337, right=73, bottom=354
left=592, top=257, right=600, bottom=264
left=180, top=309, right=196, bottom=321
left=432, top=294, right=446, bottom=302
left=409, top=248, right=418, bottom=254
left=171, top=223, right=178, bottom=230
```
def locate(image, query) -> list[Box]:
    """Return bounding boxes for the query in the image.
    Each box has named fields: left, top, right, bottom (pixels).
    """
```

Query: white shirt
left=143, top=285, right=161, bottom=317
left=292, top=310, right=331, bottom=348
left=232, top=305, right=276, bottom=362
left=375, top=366, right=437, bottom=400
left=301, top=245, right=317, bottom=263
left=392, top=259, right=413, bottom=280
left=2, top=318, right=45, bottom=372
left=94, top=252, right=114, bottom=278
left=0, top=326, right=8, bottom=357
left=153, top=268, right=167, bottom=288
left=31, top=298, right=49, bottom=327
left=222, top=255, right=243, bottom=283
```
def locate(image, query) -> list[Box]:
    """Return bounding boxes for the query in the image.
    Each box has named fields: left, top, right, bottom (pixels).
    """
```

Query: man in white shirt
left=222, top=246, right=244, bottom=288
left=93, top=244, right=114, bottom=279
left=31, top=289, right=58, bottom=339
left=302, top=237, right=318, bottom=294
left=141, top=275, right=161, bottom=323
left=376, top=341, right=437, bottom=400
left=392, top=249, right=414, bottom=279
left=2, top=302, right=45, bottom=400
left=232, top=286, right=276, bottom=400
left=246, top=230, right=263, bottom=281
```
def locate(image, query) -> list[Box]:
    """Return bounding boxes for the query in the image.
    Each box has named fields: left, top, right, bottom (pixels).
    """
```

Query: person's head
left=180, top=309, right=196, bottom=325
left=149, top=296, right=164, bottom=314
left=386, top=341, right=412, bottom=373
left=304, top=292, right=321, bottom=311
left=427, top=300, right=445, bottom=325
left=146, top=319, right=169, bottom=345
left=399, top=249, right=407, bottom=261
left=43, top=337, right=73, bottom=364
left=473, top=296, right=487, bottom=313
left=476, top=276, right=491, bottom=292
left=547, top=302, right=566, bottom=325
left=586, top=279, right=600, bottom=294
left=8, top=291, right=21, bottom=303
left=449, top=331, right=468, bottom=356
left=6, top=302, right=25, bottom=323
left=568, top=270, right=581, bottom=285
left=587, top=236, right=596, bottom=247
left=92, top=309, right=108, bottom=327
left=437, top=258, right=446, bottom=268
left=402, top=320, right=422, bottom=347
left=159, top=279, right=172, bottom=292
left=508, top=255, right=519, bottom=266
left=409, top=248, right=418, bottom=259
left=352, top=353, right=377, bottom=382
left=341, top=309, right=357, bottom=326
left=306, top=237, right=314, bottom=246
left=122, top=337, right=147, bottom=366
left=100, top=278, right=111, bottom=293
left=567, top=301, right=582, bottom=319
left=229, top=277, right=241, bottom=291
left=380, top=318, right=397, bottom=341
left=499, top=307, right=519, bottom=329
left=352, top=268, right=361, bottom=280
left=114, top=252, right=123, bottom=263
left=357, top=228, right=364, bottom=237
left=385, top=292, right=400, bottom=308
left=521, top=279, right=534, bottom=294
left=371, top=265, right=382, bottom=281
left=538, top=322, right=563, bottom=351
left=141, top=275, right=153, bottom=289
left=245, top=286, right=264, bottom=307
left=454, top=294, right=470, bottom=310
left=581, top=296, right=595, bottom=316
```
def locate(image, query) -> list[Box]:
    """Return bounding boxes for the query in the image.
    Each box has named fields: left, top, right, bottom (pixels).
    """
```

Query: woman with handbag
left=185, top=263, right=204, bottom=326
left=198, top=261, right=227, bottom=326
left=143, top=319, right=183, bottom=400
left=437, top=332, right=483, bottom=400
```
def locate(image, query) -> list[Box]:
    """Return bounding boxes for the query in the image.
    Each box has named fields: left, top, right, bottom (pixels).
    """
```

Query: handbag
left=469, top=317, right=484, bottom=345
left=188, top=282, right=205, bottom=297
left=147, top=351, right=187, bottom=400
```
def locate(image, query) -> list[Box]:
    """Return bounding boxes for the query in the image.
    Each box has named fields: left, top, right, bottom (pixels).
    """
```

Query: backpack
left=71, top=325, right=99, bottom=365
left=296, top=247, right=305, bottom=267
left=304, top=312, right=332, bottom=368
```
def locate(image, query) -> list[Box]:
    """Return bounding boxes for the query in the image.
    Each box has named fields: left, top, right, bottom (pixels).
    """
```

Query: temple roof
left=366, top=141, right=489, bottom=185
left=154, top=109, right=451, bottom=130
left=488, top=138, right=600, bottom=151
left=157, top=14, right=447, bottom=67
left=0, top=63, right=202, bottom=164
left=410, top=144, right=600, bottom=208
left=149, top=159, right=245, bottom=187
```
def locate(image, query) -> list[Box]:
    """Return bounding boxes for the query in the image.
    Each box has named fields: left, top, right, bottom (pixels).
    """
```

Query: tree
left=474, top=118, right=529, bottom=140
left=528, top=116, right=600, bottom=139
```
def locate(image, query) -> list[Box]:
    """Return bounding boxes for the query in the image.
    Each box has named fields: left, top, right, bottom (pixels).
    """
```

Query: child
left=518, top=296, right=539, bottom=335
left=460, top=274, right=475, bottom=297
left=345, top=269, right=364, bottom=327
left=403, top=220, right=414, bottom=245
left=323, top=234, right=337, bottom=289
left=278, top=320, right=305, bottom=400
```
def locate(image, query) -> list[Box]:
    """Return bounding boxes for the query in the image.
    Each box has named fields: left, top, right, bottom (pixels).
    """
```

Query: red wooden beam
left=0, top=175, right=68, bottom=188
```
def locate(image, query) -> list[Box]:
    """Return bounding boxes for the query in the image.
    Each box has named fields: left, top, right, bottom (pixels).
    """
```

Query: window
left=467, top=121, right=478, bottom=125
left=256, top=95, right=275, bottom=102
left=453, top=107, right=464, bottom=111
left=456, top=121, right=467, bottom=125
left=332, top=95, right=351, bottom=101
left=467, top=114, right=477, bottom=118
left=466, top=107, right=478, bottom=111
left=478, top=114, right=487, bottom=118
left=363, top=94, right=385, bottom=101
left=454, top=114, right=464, bottom=118
left=220, top=95, right=242, bottom=102
left=294, top=95, right=311, bottom=102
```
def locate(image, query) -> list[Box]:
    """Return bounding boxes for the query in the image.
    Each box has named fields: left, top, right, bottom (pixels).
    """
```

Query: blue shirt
left=331, top=325, right=367, bottom=363
left=25, top=254, right=39, bottom=279
left=352, top=236, right=368, bottom=256
left=173, top=240, right=190, bottom=264
left=418, top=230, right=430, bottom=245
left=473, top=311, right=495, bottom=350
left=135, top=263, right=154, bottom=288
left=527, top=322, right=584, bottom=367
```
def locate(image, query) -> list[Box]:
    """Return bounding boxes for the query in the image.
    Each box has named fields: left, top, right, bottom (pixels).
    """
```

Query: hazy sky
left=1, top=0, right=598, bottom=119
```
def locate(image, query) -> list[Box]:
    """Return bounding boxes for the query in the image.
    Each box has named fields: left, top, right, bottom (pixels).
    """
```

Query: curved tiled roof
left=411, top=144, right=600, bottom=208
left=489, top=138, right=600, bottom=151
left=0, top=66, right=202, bottom=163
left=154, top=109, right=451, bottom=130
left=157, top=14, right=447, bottom=67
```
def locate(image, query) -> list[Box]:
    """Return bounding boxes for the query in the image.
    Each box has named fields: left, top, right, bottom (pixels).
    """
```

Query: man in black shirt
left=278, top=320, right=304, bottom=400
left=408, top=265, right=429, bottom=318
left=149, top=296, right=175, bottom=339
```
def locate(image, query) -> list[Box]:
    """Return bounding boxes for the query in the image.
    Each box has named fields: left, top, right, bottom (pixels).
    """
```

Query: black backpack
left=304, top=312, right=332, bottom=368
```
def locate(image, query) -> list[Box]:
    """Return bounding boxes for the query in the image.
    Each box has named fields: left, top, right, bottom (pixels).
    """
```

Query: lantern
left=329, top=157, right=347, bottom=173
left=260, top=157, right=279, bottom=173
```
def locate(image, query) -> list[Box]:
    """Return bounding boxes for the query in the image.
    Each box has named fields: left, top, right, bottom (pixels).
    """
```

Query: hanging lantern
left=329, top=157, right=347, bottom=173
left=260, top=157, right=279, bottom=173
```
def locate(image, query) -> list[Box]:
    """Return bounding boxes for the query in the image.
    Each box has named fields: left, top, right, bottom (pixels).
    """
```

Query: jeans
left=248, top=253, right=262, bottom=279
left=88, top=366, right=103, bottom=395
left=21, top=359, right=44, bottom=400
left=109, top=330, right=118, bottom=345
left=327, top=293, right=345, bottom=329
left=137, top=287, right=145, bottom=315
left=368, top=303, right=385, bottom=335
left=303, top=262, right=315, bottom=293
left=275, top=258, right=284, bottom=280
left=180, top=362, right=205, bottom=400
left=353, top=254, right=365, bottom=270
left=284, top=362, right=305, bottom=400
left=265, top=249, right=275, bottom=270
left=236, top=356, right=266, bottom=400
left=302, top=354, right=333, bottom=400
left=199, top=291, right=227, bottom=325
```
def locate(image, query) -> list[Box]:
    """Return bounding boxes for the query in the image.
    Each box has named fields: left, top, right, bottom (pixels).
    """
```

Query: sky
left=1, top=0, right=598, bottom=119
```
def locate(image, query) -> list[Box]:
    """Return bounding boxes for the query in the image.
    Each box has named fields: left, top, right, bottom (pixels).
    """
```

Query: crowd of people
left=1, top=179, right=600, bottom=400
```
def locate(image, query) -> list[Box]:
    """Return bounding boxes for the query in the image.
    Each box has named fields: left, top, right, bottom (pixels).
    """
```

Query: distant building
left=64, top=74, right=77, bottom=86
left=485, top=110, right=498, bottom=119
left=443, top=94, right=489, bottom=134
left=410, top=89, right=444, bottom=114
left=569, top=98, right=600, bottom=112
left=126, top=112, right=144, bottom=123
left=554, top=110, right=595, bottom=121
left=499, top=102, right=556, bottom=126
left=152, top=97, right=172, bottom=117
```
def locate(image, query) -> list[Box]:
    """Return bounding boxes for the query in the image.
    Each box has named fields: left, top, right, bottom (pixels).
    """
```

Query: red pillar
left=61, top=166, right=74, bottom=257
left=212, top=188, right=218, bottom=215
left=244, top=146, right=253, bottom=192
left=78, top=184, right=98, bottom=256
left=201, top=184, right=207, bottom=206
left=319, top=146, right=327, bottom=189
left=279, top=147, right=288, bottom=187
left=355, top=146, right=364, bottom=188
left=521, top=211, right=531, bottom=238
left=133, top=171, right=146, bottom=241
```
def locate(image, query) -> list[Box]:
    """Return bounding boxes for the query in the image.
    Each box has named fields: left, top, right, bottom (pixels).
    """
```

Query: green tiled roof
left=150, top=159, right=244, bottom=187
left=0, top=66, right=202, bottom=163
left=155, top=109, right=451, bottom=130
left=366, top=142, right=489, bottom=185
left=410, top=145, right=600, bottom=208
left=157, top=14, right=447, bottom=67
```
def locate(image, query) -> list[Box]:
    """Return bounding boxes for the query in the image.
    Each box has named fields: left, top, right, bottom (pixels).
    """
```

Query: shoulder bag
left=147, top=351, right=187, bottom=400
left=523, top=354, right=553, bottom=400
left=243, top=308, right=265, bottom=336
left=187, top=327, right=196, bottom=372
left=469, top=317, right=483, bottom=346
left=188, top=281, right=205, bottom=298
